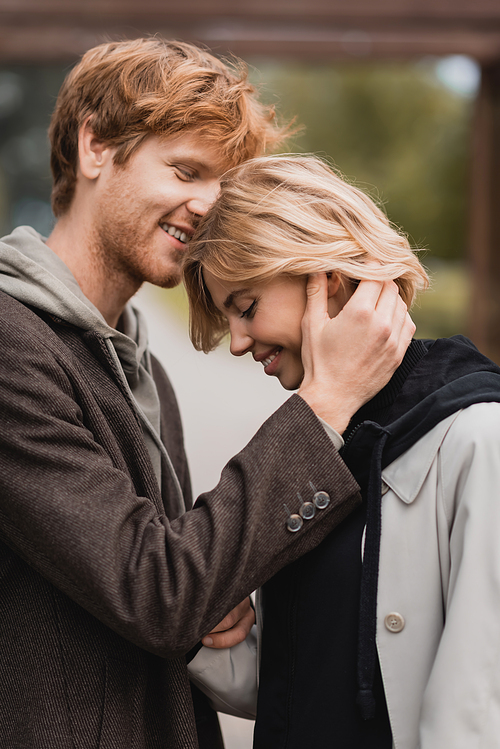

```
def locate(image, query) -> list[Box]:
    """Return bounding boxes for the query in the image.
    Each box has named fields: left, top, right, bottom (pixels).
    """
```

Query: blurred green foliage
left=0, top=57, right=476, bottom=338
left=249, top=59, right=474, bottom=262
left=411, top=259, right=470, bottom=339
left=0, top=58, right=475, bottom=265
left=244, top=58, right=476, bottom=338
left=0, top=66, right=66, bottom=236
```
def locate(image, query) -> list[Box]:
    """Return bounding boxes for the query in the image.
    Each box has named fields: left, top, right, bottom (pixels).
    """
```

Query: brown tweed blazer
left=0, top=289, right=360, bottom=748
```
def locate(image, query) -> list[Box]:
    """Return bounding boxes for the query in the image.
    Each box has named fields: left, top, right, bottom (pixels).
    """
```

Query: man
left=0, top=38, right=413, bottom=748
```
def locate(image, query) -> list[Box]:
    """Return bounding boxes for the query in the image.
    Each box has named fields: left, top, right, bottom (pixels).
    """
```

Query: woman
left=183, top=156, right=500, bottom=748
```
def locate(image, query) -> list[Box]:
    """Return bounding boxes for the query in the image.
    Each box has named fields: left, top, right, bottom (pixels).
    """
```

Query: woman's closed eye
left=240, top=300, right=257, bottom=319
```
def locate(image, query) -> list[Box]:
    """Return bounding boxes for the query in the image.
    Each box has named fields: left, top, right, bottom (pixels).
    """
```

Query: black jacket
left=254, top=337, right=500, bottom=749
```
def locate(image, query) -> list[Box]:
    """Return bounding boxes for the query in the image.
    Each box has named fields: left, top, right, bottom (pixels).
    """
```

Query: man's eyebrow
left=223, top=289, right=251, bottom=309
left=170, top=151, right=225, bottom=176
left=180, top=156, right=211, bottom=172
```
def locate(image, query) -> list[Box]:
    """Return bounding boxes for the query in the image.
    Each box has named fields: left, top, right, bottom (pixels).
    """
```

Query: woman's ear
left=78, top=118, right=111, bottom=180
left=326, top=271, right=342, bottom=299
left=327, top=272, right=349, bottom=318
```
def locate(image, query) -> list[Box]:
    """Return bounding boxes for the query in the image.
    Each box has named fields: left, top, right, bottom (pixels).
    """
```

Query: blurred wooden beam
left=1, top=29, right=500, bottom=65
left=1, top=0, right=500, bottom=24
left=0, top=25, right=499, bottom=64
left=0, top=0, right=499, bottom=63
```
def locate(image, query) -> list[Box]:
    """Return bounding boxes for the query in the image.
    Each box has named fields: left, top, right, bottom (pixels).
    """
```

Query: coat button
left=313, top=491, right=330, bottom=509
left=384, top=612, right=405, bottom=633
left=286, top=514, right=303, bottom=533
left=299, top=501, right=316, bottom=520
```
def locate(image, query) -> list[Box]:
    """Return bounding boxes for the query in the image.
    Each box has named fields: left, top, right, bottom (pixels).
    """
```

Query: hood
left=343, top=336, right=500, bottom=489
left=0, top=226, right=149, bottom=377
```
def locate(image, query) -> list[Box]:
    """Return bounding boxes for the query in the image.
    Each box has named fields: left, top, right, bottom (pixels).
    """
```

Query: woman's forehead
left=204, top=273, right=254, bottom=307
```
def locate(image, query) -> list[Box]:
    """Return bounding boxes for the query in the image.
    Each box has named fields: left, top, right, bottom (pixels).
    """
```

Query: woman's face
left=203, top=270, right=346, bottom=390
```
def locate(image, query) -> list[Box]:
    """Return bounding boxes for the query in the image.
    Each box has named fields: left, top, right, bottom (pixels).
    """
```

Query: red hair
left=49, top=37, right=287, bottom=216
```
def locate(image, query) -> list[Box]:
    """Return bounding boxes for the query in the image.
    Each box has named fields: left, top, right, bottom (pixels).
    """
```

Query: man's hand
left=201, top=597, right=255, bottom=649
left=298, top=275, right=415, bottom=434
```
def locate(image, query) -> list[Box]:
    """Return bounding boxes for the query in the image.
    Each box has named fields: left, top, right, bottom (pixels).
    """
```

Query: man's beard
left=91, top=210, right=183, bottom=290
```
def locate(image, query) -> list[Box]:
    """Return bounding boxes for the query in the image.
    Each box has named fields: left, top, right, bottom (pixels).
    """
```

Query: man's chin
left=159, top=275, right=182, bottom=289
left=149, top=267, right=182, bottom=289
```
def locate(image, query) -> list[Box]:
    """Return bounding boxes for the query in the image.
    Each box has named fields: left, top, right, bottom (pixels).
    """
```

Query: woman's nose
left=229, top=325, right=254, bottom=357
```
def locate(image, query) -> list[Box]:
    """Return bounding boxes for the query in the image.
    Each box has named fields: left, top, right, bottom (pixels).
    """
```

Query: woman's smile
left=262, top=346, right=283, bottom=374
left=255, top=345, right=283, bottom=369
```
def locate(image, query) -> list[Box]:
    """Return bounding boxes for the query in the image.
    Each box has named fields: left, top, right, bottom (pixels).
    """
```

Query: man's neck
left=46, top=216, right=140, bottom=328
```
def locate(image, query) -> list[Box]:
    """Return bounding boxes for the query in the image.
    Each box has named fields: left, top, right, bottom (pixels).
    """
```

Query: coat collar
left=382, top=411, right=461, bottom=504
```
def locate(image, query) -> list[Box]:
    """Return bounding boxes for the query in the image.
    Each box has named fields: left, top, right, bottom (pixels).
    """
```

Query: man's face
left=91, top=131, right=227, bottom=289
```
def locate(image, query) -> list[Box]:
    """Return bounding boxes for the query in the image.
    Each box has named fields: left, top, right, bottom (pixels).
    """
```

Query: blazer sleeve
left=0, top=304, right=361, bottom=659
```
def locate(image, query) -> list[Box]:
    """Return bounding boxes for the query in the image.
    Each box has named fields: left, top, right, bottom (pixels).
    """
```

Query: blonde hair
left=49, top=38, right=288, bottom=217
left=183, top=155, right=429, bottom=352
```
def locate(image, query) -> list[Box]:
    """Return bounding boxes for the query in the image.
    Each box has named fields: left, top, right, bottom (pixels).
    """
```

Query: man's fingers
left=394, top=311, right=416, bottom=360
left=202, top=605, right=255, bottom=649
left=303, top=273, right=329, bottom=326
left=391, top=295, right=410, bottom=339
left=348, top=281, right=406, bottom=351
left=376, top=283, right=412, bottom=352
left=373, top=280, right=400, bottom=316
left=404, top=312, right=416, bottom=340
left=207, top=598, right=251, bottom=634
left=342, top=279, right=385, bottom=313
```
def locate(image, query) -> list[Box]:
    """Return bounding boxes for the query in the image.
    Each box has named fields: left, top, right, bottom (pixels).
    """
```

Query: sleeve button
left=299, top=501, right=316, bottom=520
left=286, top=514, right=304, bottom=533
left=313, top=491, right=330, bottom=510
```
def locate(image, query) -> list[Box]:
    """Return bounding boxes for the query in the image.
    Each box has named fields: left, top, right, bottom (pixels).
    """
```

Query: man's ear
left=78, top=118, right=112, bottom=180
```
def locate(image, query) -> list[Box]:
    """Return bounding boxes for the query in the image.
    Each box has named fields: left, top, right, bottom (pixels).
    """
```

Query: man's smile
left=160, top=222, right=189, bottom=244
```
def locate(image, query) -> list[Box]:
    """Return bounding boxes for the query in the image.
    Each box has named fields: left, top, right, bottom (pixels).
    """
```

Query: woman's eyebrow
left=223, top=288, right=251, bottom=309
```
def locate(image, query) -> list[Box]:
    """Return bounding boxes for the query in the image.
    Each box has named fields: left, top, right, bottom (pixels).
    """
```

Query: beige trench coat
left=379, top=401, right=500, bottom=748
left=193, top=401, right=500, bottom=748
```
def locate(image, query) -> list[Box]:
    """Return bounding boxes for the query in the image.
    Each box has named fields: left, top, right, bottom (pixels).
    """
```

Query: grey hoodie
left=0, top=225, right=185, bottom=514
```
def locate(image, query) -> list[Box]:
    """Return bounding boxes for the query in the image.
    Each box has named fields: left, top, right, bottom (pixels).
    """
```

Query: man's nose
left=187, top=180, right=220, bottom=218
